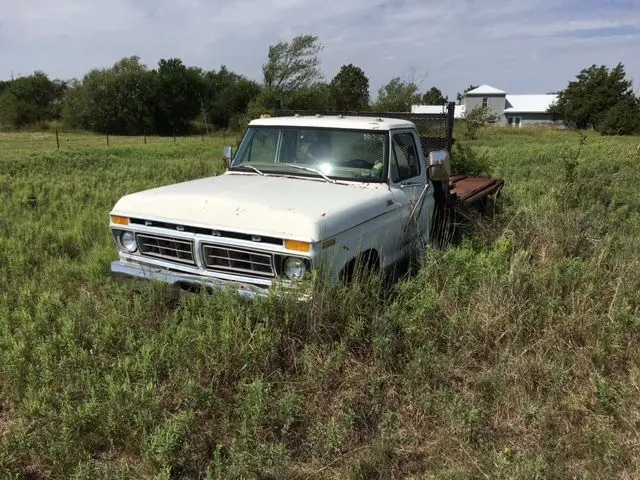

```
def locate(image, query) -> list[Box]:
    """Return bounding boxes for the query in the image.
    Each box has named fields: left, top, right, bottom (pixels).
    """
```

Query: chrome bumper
left=110, top=260, right=270, bottom=300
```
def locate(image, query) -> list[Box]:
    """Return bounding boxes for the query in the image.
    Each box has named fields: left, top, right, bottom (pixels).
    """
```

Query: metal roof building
left=412, top=84, right=559, bottom=127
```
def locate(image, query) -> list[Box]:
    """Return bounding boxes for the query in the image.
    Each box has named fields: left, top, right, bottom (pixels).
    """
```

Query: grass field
left=1, top=128, right=639, bottom=479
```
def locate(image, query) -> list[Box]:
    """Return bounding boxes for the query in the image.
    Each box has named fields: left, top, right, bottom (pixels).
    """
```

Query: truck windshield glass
left=231, top=126, right=388, bottom=182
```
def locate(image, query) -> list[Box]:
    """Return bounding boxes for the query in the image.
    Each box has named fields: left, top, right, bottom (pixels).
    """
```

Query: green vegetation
left=461, top=105, right=501, bottom=140
left=3, top=31, right=639, bottom=138
left=373, top=76, right=422, bottom=113
left=0, top=72, right=66, bottom=129
left=329, top=64, right=370, bottom=111
left=421, top=86, right=448, bottom=105
left=549, top=63, right=640, bottom=135
left=1, top=127, right=638, bottom=478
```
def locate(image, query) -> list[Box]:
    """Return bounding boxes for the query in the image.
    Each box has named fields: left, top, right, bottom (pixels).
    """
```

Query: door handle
left=400, top=182, right=422, bottom=188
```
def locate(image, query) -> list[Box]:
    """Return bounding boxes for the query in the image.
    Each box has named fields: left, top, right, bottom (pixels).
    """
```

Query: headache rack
left=272, top=101, right=504, bottom=212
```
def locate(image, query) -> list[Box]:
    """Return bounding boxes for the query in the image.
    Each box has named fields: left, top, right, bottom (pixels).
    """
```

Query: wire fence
left=0, top=128, right=238, bottom=154
left=2, top=103, right=457, bottom=155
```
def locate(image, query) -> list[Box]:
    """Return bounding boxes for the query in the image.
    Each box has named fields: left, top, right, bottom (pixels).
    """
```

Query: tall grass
left=0, top=130, right=639, bottom=478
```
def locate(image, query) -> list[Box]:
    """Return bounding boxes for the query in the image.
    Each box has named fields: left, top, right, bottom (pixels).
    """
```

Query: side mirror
left=428, top=150, right=451, bottom=182
left=223, top=146, right=233, bottom=168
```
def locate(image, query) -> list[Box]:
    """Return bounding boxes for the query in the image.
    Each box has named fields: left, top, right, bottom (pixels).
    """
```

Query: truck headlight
left=283, top=257, right=306, bottom=280
left=120, top=231, right=137, bottom=253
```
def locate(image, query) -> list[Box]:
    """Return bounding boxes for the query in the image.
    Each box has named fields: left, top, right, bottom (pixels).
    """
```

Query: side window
left=390, top=132, right=420, bottom=182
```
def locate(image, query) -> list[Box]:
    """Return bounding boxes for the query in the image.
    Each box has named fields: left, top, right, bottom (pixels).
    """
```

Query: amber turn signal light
left=284, top=239, right=311, bottom=252
left=110, top=215, right=129, bottom=225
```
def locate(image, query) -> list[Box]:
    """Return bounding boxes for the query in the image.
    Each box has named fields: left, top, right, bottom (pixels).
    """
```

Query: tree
left=262, top=34, right=323, bottom=92
left=60, top=79, right=87, bottom=129
left=597, top=96, right=640, bottom=136
left=63, top=56, right=155, bottom=135
left=329, top=64, right=370, bottom=111
left=456, top=84, right=478, bottom=104
left=373, top=77, right=421, bottom=112
left=421, top=87, right=447, bottom=105
left=203, top=66, right=261, bottom=130
left=286, top=83, right=333, bottom=110
left=549, top=63, right=638, bottom=134
left=0, top=71, right=66, bottom=128
left=153, top=58, right=205, bottom=135
left=0, top=80, right=11, bottom=96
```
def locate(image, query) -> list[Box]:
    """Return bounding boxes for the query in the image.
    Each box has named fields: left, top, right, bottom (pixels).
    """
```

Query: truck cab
left=108, top=114, right=453, bottom=299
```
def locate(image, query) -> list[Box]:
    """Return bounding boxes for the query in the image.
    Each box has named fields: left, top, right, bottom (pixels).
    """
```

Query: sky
left=1, top=0, right=640, bottom=100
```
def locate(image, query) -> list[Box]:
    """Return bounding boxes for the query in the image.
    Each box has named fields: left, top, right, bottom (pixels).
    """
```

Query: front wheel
left=340, top=250, right=380, bottom=285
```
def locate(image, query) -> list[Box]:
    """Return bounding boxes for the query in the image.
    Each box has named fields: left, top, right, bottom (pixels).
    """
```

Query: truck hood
left=111, top=172, right=396, bottom=241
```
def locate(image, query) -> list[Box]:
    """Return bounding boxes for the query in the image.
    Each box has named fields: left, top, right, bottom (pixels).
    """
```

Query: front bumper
left=111, top=260, right=270, bottom=300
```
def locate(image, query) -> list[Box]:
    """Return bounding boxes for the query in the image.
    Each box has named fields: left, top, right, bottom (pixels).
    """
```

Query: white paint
left=465, top=84, right=507, bottom=95
left=249, top=115, right=417, bottom=131
left=504, top=94, right=558, bottom=113
left=411, top=104, right=466, bottom=118
left=111, top=172, right=396, bottom=242
left=109, top=116, right=439, bottom=292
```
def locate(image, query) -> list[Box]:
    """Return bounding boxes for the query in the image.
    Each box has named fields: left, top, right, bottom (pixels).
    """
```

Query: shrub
left=597, top=97, right=640, bottom=136
left=462, top=105, right=500, bottom=139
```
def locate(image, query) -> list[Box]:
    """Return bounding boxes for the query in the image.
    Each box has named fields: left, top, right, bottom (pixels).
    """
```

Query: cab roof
left=248, top=114, right=416, bottom=131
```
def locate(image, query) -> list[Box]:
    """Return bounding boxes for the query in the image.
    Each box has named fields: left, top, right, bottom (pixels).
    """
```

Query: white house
left=412, top=84, right=559, bottom=127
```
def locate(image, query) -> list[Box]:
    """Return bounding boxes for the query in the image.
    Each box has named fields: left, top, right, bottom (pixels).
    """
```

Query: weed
left=1, top=130, right=639, bottom=478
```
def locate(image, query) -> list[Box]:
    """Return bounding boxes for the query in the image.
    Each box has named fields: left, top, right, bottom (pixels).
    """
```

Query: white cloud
left=483, top=18, right=640, bottom=39
left=1, top=0, right=639, bottom=99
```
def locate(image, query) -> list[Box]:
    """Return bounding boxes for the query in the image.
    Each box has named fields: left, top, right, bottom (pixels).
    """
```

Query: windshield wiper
left=232, top=164, right=266, bottom=176
left=280, top=163, right=335, bottom=184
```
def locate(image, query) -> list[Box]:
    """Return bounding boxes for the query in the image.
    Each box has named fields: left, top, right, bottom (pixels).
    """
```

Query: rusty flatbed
left=450, top=175, right=504, bottom=205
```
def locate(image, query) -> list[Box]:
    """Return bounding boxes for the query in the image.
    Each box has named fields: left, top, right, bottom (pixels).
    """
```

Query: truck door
left=388, top=129, right=433, bottom=253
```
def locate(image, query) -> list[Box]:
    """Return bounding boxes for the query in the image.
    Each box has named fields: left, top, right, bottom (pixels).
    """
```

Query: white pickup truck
left=108, top=112, right=502, bottom=299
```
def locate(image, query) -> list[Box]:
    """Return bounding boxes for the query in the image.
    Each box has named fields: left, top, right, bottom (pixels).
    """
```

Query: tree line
left=0, top=34, right=453, bottom=135
left=0, top=34, right=638, bottom=135
left=0, top=58, right=260, bottom=135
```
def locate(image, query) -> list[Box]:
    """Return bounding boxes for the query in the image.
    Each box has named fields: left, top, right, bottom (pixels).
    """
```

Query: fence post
left=55, top=128, right=60, bottom=150
left=106, top=133, right=110, bottom=147
left=201, top=99, right=210, bottom=136
left=446, top=101, right=456, bottom=153
left=144, top=130, right=147, bottom=145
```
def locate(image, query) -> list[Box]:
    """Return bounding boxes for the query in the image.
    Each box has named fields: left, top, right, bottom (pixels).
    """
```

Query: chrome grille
left=202, top=244, right=274, bottom=277
left=136, top=234, right=195, bottom=265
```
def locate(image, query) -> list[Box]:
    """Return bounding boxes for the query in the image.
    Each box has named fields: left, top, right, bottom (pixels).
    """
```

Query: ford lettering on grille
left=202, top=244, right=274, bottom=277
left=136, top=234, right=195, bottom=265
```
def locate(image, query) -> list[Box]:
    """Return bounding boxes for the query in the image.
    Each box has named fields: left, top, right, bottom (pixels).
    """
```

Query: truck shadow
left=383, top=190, right=505, bottom=295
left=432, top=190, right=505, bottom=248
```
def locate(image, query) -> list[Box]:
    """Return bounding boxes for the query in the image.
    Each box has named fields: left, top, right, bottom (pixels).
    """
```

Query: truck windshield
left=230, top=126, right=388, bottom=182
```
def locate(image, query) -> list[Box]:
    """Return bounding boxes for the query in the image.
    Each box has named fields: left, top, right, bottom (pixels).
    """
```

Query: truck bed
left=450, top=174, right=504, bottom=205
